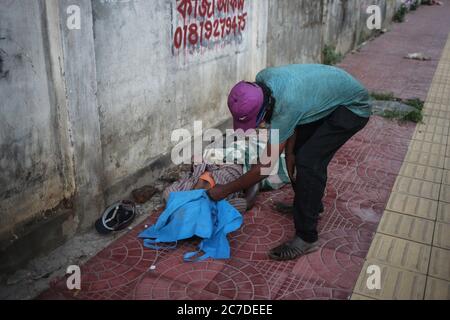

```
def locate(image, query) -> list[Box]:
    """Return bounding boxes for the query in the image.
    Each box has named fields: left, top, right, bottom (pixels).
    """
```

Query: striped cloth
left=162, top=163, right=248, bottom=214
left=203, top=132, right=290, bottom=191
left=163, top=132, right=290, bottom=214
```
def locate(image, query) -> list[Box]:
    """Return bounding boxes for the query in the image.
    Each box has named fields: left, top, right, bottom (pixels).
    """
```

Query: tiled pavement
left=39, top=114, right=417, bottom=300
left=352, top=32, right=450, bottom=300
left=39, top=5, right=450, bottom=300
left=339, top=0, right=450, bottom=101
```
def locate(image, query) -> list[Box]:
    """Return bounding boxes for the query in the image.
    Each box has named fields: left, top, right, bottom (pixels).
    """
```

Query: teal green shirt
left=256, top=64, right=371, bottom=143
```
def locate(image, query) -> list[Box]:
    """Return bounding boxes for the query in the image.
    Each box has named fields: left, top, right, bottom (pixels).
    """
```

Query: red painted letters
left=173, top=0, right=247, bottom=53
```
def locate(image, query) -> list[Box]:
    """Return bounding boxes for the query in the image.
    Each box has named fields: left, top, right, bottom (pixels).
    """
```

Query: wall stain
left=0, top=48, right=10, bottom=79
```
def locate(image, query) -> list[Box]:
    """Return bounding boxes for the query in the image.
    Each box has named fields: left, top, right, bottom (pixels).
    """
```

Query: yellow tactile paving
left=352, top=33, right=450, bottom=300
left=412, top=131, right=448, bottom=145
left=403, top=150, right=446, bottom=168
left=429, top=247, right=450, bottom=281
left=443, top=170, right=450, bottom=185
left=437, top=202, right=450, bottom=223
left=353, top=261, right=427, bottom=300
left=423, top=102, right=450, bottom=112
left=424, top=87, right=449, bottom=97
left=350, top=294, right=376, bottom=300
left=392, top=177, right=441, bottom=200
left=378, top=211, right=434, bottom=244
left=422, top=115, right=448, bottom=127
left=433, top=222, right=450, bottom=250
left=424, top=94, right=450, bottom=104
left=445, top=157, right=450, bottom=170
left=385, top=192, right=438, bottom=220
left=422, top=109, right=450, bottom=119
left=399, top=163, right=443, bottom=183
left=415, top=123, right=449, bottom=136
left=424, top=277, right=450, bottom=300
left=439, top=184, right=450, bottom=203
left=365, top=234, right=431, bottom=274
left=408, top=141, right=447, bottom=156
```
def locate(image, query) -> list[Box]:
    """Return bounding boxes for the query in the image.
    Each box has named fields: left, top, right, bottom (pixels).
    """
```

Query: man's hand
left=207, top=142, right=288, bottom=202
left=286, top=153, right=296, bottom=187
left=207, top=184, right=228, bottom=202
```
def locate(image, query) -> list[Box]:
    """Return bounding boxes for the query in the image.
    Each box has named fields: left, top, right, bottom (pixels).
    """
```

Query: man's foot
left=268, top=237, right=319, bottom=261
left=274, top=202, right=325, bottom=219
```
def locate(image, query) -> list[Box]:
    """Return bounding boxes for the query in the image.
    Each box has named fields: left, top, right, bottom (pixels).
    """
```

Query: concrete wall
left=268, top=0, right=403, bottom=67
left=92, top=0, right=268, bottom=201
left=0, top=1, right=75, bottom=249
left=267, top=0, right=324, bottom=66
left=0, top=0, right=403, bottom=273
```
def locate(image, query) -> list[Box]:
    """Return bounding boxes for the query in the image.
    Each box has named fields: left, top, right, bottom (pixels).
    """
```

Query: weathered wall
left=322, top=0, right=361, bottom=55
left=0, top=0, right=404, bottom=273
left=267, top=0, right=324, bottom=66
left=268, top=0, right=403, bottom=67
left=0, top=1, right=74, bottom=245
left=92, top=0, right=268, bottom=201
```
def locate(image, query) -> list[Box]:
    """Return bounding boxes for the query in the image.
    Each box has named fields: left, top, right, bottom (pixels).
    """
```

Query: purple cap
left=228, top=81, right=264, bottom=131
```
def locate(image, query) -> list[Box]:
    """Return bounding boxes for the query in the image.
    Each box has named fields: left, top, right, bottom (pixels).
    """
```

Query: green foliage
left=379, top=97, right=424, bottom=123
left=403, top=98, right=424, bottom=111
left=410, top=0, right=420, bottom=11
left=370, top=92, right=397, bottom=101
left=382, top=109, right=423, bottom=123
left=322, top=45, right=343, bottom=66
left=393, top=4, right=408, bottom=23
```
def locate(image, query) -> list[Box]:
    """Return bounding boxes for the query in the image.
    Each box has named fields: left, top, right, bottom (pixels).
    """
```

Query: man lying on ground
left=163, top=162, right=254, bottom=214
left=163, top=132, right=290, bottom=213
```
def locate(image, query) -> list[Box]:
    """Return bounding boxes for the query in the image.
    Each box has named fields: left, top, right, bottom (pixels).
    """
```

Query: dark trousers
left=293, top=106, right=369, bottom=243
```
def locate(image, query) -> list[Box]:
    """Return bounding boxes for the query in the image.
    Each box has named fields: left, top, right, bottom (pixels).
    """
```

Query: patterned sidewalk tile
left=424, top=277, right=450, bottom=300
left=392, top=177, right=441, bottom=201
left=403, top=150, right=446, bottom=168
left=353, top=261, right=427, bottom=300
left=338, top=1, right=450, bottom=101
left=399, top=163, right=443, bottom=183
left=429, top=247, right=450, bottom=281
left=408, top=140, right=447, bottom=156
left=437, top=202, right=450, bottom=223
left=442, top=170, right=450, bottom=185
left=39, top=3, right=450, bottom=301
left=433, top=222, right=450, bottom=250
left=39, top=114, right=414, bottom=300
left=350, top=294, right=376, bottom=300
left=422, top=116, right=449, bottom=127
left=386, top=192, right=438, bottom=220
left=412, top=131, right=448, bottom=145
left=439, top=184, right=450, bottom=203
left=365, top=234, right=431, bottom=274
left=415, top=123, right=449, bottom=136
left=378, top=211, right=434, bottom=245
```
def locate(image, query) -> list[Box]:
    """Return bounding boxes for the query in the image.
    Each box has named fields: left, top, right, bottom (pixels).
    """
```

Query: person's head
left=227, top=81, right=266, bottom=132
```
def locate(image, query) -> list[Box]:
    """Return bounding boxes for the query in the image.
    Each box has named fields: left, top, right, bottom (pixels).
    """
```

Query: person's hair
left=256, top=81, right=275, bottom=124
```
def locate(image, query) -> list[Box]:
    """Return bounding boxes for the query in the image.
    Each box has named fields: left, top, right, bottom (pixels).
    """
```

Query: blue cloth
left=256, top=64, right=372, bottom=143
left=138, top=190, right=243, bottom=261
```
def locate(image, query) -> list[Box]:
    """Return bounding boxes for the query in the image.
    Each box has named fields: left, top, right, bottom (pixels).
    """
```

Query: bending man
left=207, top=64, right=371, bottom=261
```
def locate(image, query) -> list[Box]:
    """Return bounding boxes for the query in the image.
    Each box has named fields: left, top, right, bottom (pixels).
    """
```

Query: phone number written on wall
left=174, top=0, right=248, bottom=50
